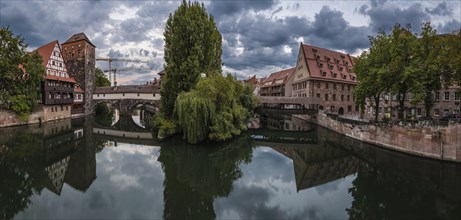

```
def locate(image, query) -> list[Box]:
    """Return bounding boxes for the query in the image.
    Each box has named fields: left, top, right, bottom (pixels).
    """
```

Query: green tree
left=0, top=27, right=44, bottom=119
left=387, top=24, right=418, bottom=120
left=354, top=32, right=392, bottom=121
left=161, top=0, right=222, bottom=119
left=409, top=23, right=443, bottom=118
left=175, top=74, right=256, bottom=144
left=95, top=68, right=110, bottom=87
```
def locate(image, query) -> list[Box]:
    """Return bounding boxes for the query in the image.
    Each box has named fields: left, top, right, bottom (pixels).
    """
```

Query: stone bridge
left=256, top=96, right=320, bottom=115
left=92, top=84, right=161, bottom=115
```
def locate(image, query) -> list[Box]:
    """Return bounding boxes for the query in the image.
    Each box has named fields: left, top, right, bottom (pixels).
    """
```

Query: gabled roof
left=262, top=67, right=295, bottom=86
left=33, top=40, right=58, bottom=67
left=62, top=32, right=95, bottom=47
left=302, top=43, right=357, bottom=84
left=74, top=83, right=85, bottom=93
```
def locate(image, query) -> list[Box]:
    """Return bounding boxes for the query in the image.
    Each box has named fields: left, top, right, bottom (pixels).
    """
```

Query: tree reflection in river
left=159, top=135, right=255, bottom=219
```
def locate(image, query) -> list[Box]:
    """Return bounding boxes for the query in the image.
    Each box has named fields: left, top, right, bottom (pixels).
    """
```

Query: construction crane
left=102, top=67, right=153, bottom=86
left=96, top=57, right=149, bottom=86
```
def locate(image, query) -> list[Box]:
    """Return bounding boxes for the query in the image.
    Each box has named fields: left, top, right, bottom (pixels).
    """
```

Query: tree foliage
left=161, top=0, right=222, bottom=119
left=95, top=68, right=110, bottom=87
left=0, top=27, right=44, bottom=118
left=174, top=74, right=256, bottom=144
left=354, top=23, right=460, bottom=121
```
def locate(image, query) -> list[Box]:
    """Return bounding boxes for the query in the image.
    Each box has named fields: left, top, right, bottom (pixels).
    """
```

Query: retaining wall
left=315, top=113, right=461, bottom=162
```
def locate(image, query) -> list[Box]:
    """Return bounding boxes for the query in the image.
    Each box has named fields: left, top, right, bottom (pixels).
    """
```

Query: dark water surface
left=1, top=114, right=460, bottom=219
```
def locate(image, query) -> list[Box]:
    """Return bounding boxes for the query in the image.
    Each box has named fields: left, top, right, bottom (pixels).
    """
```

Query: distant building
left=291, top=43, right=359, bottom=115
left=34, top=40, right=76, bottom=121
left=72, top=83, right=85, bottom=114
left=243, top=75, right=265, bottom=96
left=260, top=68, right=295, bottom=97
left=61, top=33, right=96, bottom=114
left=364, top=85, right=461, bottom=120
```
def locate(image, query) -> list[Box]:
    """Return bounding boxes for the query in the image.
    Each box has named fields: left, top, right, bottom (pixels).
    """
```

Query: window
left=342, top=84, right=345, bottom=90
left=348, top=106, right=352, bottom=112
left=443, top=109, right=449, bottom=116
left=317, top=93, right=320, bottom=98
left=333, top=84, right=336, bottom=90
left=333, top=94, right=336, bottom=101
left=317, top=82, right=320, bottom=88
left=356, top=105, right=359, bottom=112
left=66, top=106, right=68, bottom=111
left=417, top=108, right=421, bottom=116
left=434, top=109, right=439, bottom=116
left=341, top=95, right=344, bottom=101
left=444, top=92, right=450, bottom=101
left=51, top=107, right=54, bottom=112
left=435, top=92, right=440, bottom=101
left=52, top=61, right=55, bottom=65
left=324, top=94, right=329, bottom=101
left=347, top=95, right=350, bottom=102
left=330, top=106, right=335, bottom=111
left=455, top=92, right=460, bottom=101
left=348, top=85, right=351, bottom=91
left=325, top=83, right=329, bottom=89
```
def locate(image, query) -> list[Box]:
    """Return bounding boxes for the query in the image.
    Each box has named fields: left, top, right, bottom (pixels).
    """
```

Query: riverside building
left=34, top=40, right=76, bottom=121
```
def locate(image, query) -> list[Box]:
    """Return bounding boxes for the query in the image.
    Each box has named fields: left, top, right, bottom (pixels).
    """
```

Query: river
left=0, top=112, right=460, bottom=219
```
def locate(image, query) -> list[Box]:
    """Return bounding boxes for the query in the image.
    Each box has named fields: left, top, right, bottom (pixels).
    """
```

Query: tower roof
left=62, top=32, right=95, bottom=47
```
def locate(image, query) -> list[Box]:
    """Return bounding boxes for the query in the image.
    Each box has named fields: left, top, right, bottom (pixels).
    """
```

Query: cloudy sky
left=1, top=0, right=460, bottom=85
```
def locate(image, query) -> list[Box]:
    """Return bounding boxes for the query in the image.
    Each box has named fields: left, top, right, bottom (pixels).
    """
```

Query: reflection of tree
left=347, top=163, right=461, bottom=220
left=158, top=135, right=254, bottom=219
left=0, top=132, right=45, bottom=220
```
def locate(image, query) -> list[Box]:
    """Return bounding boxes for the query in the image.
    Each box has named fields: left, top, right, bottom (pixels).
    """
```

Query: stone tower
left=61, top=33, right=96, bottom=114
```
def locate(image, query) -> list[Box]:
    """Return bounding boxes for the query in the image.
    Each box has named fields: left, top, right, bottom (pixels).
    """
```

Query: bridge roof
left=95, top=84, right=160, bottom=94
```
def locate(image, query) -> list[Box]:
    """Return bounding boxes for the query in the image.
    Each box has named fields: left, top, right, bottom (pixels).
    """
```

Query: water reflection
left=159, top=135, right=254, bottom=219
left=0, top=114, right=460, bottom=219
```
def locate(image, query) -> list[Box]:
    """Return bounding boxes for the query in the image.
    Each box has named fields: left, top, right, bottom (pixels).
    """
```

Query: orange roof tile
left=33, top=40, right=57, bottom=67
left=45, top=74, right=77, bottom=83
left=302, top=43, right=357, bottom=84
left=262, top=67, right=295, bottom=86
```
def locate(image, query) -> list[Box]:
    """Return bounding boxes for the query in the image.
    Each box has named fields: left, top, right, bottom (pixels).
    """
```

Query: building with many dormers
left=61, top=33, right=96, bottom=114
left=34, top=41, right=76, bottom=121
left=292, top=43, right=359, bottom=115
left=260, top=68, right=295, bottom=97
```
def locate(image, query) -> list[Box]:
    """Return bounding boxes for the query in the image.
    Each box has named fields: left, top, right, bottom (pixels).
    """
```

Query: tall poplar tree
left=161, top=0, right=222, bottom=119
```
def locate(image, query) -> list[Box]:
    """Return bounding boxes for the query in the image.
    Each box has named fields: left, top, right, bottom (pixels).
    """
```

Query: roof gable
left=263, top=67, right=295, bottom=86
left=33, top=40, right=57, bottom=67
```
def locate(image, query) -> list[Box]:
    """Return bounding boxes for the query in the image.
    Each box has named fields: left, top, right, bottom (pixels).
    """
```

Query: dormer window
left=316, top=55, right=321, bottom=60
left=350, top=75, right=356, bottom=80
left=340, top=55, right=346, bottom=59
left=341, top=73, right=347, bottom=79
left=317, top=62, right=323, bottom=68
left=331, top=71, right=337, bottom=78
left=321, top=71, right=327, bottom=76
left=328, top=64, right=334, bottom=69
left=312, top=48, right=317, bottom=53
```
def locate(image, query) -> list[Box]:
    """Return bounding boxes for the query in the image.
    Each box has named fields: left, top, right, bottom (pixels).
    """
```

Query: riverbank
left=0, top=109, right=87, bottom=128
left=301, top=113, right=461, bottom=163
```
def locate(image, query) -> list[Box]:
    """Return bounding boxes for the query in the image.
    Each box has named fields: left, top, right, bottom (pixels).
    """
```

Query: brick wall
left=315, top=113, right=461, bottom=162
left=43, top=105, right=72, bottom=122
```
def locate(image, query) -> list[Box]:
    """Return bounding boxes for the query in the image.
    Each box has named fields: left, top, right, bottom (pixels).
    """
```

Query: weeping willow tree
left=174, top=74, right=256, bottom=144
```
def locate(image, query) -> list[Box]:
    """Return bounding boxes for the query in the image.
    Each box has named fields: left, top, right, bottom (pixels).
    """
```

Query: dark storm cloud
left=308, top=6, right=369, bottom=53
left=0, top=0, right=116, bottom=48
left=207, top=0, right=277, bottom=18
left=359, top=2, right=431, bottom=33
left=425, top=2, right=453, bottom=16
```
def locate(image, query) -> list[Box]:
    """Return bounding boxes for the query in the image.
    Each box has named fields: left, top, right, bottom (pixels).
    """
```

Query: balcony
left=45, top=98, right=73, bottom=105
left=45, top=85, right=74, bottom=93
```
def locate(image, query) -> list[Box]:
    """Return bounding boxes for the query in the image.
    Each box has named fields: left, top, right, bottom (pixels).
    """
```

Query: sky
left=1, top=0, right=460, bottom=85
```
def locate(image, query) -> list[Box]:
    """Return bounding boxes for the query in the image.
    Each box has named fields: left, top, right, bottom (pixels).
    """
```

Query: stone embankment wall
left=314, top=113, right=461, bottom=162
left=0, top=108, right=43, bottom=128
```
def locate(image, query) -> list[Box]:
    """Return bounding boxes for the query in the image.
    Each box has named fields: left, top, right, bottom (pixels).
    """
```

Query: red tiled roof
left=74, top=85, right=84, bottom=93
left=262, top=67, right=295, bottom=86
left=244, top=75, right=257, bottom=85
left=45, top=74, right=77, bottom=83
left=302, top=43, right=357, bottom=84
left=33, top=40, right=57, bottom=67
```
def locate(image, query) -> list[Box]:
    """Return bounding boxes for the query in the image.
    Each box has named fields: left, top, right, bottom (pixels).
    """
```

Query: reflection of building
left=273, top=145, right=358, bottom=191
left=263, top=114, right=313, bottom=131
left=40, top=119, right=96, bottom=194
